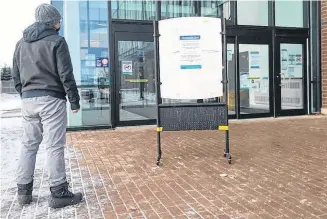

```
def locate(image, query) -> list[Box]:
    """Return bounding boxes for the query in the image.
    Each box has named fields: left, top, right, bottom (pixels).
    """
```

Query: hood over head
left=23, top=22, right=57, bottom=43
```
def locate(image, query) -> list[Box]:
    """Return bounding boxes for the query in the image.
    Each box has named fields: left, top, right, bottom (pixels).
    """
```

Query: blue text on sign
left=180, top=65, right=202, bottom=69
left=180, top=35, right=201, bottom=40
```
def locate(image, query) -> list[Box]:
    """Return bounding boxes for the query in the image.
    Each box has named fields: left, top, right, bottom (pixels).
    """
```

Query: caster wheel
left=223, top=154, right=227, bottom=157
left=156, top=161, right=160, bottom=166
left=226, top=155, right=232, bottom=164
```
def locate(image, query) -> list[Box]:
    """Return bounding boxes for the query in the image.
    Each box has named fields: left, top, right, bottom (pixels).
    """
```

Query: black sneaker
left=49, top=182, right=83, bottom=209
left=17, top=181, right=33, bottom=206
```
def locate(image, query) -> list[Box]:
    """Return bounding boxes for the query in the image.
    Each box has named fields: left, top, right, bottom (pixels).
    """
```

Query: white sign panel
left=159, top=17, right=223, bottom=99
left=122, top=61, right=133, bottom=75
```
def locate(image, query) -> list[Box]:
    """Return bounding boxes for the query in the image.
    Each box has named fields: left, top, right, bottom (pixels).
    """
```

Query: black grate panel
left=159, top=105, right=228, bottom=131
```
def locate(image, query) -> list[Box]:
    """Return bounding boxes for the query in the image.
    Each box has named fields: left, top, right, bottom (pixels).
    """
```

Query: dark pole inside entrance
left=139, top=58, right=144, bottom=100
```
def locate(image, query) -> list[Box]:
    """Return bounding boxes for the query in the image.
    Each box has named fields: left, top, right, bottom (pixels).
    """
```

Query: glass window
left=52, top=1, right=64, bottom=36
left=237, top=0, right=268, bottom=26
left=280, top=44, right=304, bottom=110
left=161, top=0, right=196, bottom=19
left=111, top=0, right=156, bottom=20
left=239, top=44, right=270, bottom=114
left=275, top=0, right=304, bottom=27
left=57, top=1, right=111, bottom=127
left=201, top=0, right=218, bottom=17
left=79, top=2, right=88, bottom=48
left=201, top=0, right=231, bottom=20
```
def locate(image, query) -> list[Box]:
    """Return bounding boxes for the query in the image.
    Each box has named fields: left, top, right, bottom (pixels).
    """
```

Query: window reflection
left=161, top=1, right=196, bottom=19
left=200, top=0, right=231, bottom=19
left=79, top=1, right=110, bottom=126
left=111, top=0, right=156, bottom=20
left=201, top=1, right=219, bottom=17
left=118, top=41, right=156, bottom=121
left=79, top=2, right=88, bottom=48
left=239, top=44, right=270, bottom=114
left=52, top=1, right=65, bottom=36
left=111, top=0, right=233, bottom=21
left=275, top=0, right=305, bottom=27
left=237, top=0, right=268, bottom=26
left=80, top=1, right=108, bottom=49
left=58, top=0, right=111, bottom=127
left=280, top=44, right=304, bottom=110
left=79, top=1, right=109, bottom=87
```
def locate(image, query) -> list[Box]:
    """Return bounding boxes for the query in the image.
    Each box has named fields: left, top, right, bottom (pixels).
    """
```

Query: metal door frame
left=236, top=34, right=274, bottom=119
left=112, top=22, right=155, bottom=127
left=275, top=37, right=308, bottom=116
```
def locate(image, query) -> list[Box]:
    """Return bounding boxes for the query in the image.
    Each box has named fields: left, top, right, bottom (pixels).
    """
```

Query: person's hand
left=72, top=109, right=80, bottom=114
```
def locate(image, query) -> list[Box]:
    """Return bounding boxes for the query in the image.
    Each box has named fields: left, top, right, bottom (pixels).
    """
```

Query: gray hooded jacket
left=12, top=22, right=80, bottom=110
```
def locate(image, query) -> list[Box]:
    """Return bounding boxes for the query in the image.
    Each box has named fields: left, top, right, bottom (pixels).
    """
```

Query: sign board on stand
left=159, top=17, right=223, bottom=100
left=153, top=16, right=231, bottom=166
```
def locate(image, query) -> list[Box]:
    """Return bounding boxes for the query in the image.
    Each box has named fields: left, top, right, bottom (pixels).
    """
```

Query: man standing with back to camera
left=12, top=3, right=83, bottom=208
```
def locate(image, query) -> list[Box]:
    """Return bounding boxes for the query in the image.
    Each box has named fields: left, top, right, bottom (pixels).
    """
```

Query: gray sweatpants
left=17, top=96, right=67, bottom=188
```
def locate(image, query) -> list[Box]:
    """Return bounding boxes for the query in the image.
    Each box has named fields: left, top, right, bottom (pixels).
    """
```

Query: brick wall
left=322, top=1, right=327, bottom=114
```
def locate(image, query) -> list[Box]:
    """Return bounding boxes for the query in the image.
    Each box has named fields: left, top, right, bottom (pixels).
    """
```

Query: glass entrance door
left=114, top=32, right=156, bottom=126
left=237, top=35, right=273, bottom=118
left=275, top=38, right=307, bottom=116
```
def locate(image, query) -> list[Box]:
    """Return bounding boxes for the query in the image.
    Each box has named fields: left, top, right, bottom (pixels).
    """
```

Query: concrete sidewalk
left=1, top=116, right=327, bottom=219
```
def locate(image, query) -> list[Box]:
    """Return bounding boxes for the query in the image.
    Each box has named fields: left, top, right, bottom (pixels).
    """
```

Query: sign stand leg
left=156, top=131, right=162, bottom=166
left=154, top=20, right=162, bottom=166
left=224, top=130, right=231, bottom=163
left=154, top=6, right=232, bottom=166
left=220, top=3, right=232, bottom=164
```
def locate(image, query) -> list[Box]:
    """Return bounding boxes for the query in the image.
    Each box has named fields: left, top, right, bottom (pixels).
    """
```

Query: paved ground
left=1, top=116, right=327, bottom=219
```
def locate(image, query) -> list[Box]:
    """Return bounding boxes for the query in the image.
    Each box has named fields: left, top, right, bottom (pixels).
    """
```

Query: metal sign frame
left=153, top=5, right=231, bottom=166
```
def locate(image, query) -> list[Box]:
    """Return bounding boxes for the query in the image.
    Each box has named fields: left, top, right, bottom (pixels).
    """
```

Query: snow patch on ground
left=0, top=115, right=86, bottom=218
left=0, top=94, right=110, bottom=218
left=0, top=93, right=21, bottom=111
left=1, top=117, right=23, bottom=191
left=0, top=94, right=21, bottom=118
left=0, top=94, right=24, bottom=191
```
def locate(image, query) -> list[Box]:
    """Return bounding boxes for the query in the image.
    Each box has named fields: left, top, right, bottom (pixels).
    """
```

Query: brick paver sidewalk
left=1, top=116, right=327, bottom=219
